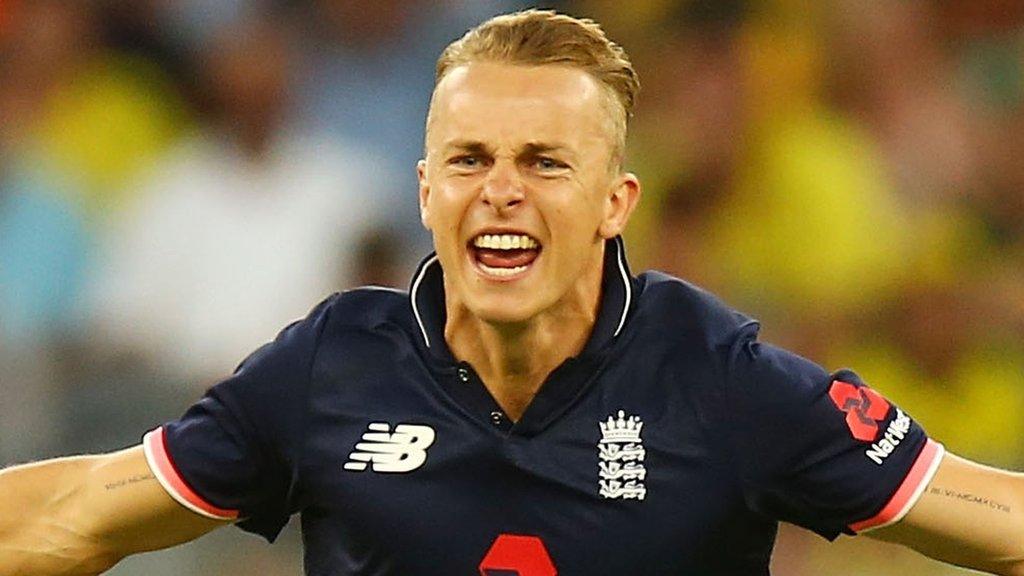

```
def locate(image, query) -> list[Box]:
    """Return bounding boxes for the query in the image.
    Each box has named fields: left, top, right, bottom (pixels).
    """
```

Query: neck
left=445, top=248, right=605, bottom=421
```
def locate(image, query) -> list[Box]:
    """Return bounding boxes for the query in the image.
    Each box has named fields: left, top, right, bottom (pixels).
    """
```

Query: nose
left=481, top=160, right=524, bottom=213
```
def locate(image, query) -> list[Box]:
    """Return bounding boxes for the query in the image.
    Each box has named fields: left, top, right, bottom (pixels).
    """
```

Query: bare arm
left=0, top=445, right=228, bottom=576
left=869, top=452, right=1024, bottom=575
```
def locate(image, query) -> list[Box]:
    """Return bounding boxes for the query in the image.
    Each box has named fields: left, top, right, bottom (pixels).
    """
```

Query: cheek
left=431, top=183, right=474, bottom=236
left=547, top=195, right=604, bottom=238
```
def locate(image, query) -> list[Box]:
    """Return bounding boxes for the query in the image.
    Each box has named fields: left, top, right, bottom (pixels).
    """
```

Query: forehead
left=428, top=62, right=612, bottom=153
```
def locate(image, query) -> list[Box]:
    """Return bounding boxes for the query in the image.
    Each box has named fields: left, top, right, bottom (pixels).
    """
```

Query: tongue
left=475, top=248, right=539, bottom=268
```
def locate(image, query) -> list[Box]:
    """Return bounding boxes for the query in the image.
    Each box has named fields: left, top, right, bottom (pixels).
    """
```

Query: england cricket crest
left=598, top=410, right=647, bottom=501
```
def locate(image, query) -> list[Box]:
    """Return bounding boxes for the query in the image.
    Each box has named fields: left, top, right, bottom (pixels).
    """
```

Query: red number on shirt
left=479, top=534, right=557, bottom=576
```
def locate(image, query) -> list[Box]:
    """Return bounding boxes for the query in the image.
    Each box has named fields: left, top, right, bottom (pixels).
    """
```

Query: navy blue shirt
left=143, top=238, right=944, bottom=575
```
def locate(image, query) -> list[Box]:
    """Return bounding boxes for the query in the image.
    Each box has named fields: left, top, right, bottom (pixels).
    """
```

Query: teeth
left=473, top=234, right=538, bottom=250
left=478, top=263, right=529, bottom=277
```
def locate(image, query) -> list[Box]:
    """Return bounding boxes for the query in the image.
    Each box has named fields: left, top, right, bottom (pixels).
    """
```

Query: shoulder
left=633, top=270, right=760, bottom=351
left=619, top=271, right=765, bottom=419
left=236, top=287, right=413, bottom=374
left=319, top=286, right=413, bottom=332
left=632, top=271, right=829, bottom=393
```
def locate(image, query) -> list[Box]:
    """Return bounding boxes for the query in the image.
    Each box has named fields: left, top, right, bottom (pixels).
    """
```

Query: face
left=418, top=62, right=640, bottom=325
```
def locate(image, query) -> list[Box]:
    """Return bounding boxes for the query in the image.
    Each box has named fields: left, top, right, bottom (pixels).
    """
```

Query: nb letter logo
left=828, top=380, right=890, bottom=442
left=344, top=423, right=435, bottom=473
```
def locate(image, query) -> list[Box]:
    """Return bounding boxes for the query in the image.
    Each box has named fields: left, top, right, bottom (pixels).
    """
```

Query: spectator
left=88, top=14, right=396, bottom=383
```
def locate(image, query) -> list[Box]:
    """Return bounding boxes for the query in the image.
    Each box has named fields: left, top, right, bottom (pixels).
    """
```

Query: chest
left=293, top=348, right=774, bottom=574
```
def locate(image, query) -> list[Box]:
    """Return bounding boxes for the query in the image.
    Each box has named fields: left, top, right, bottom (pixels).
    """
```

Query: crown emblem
left=597, top=409, right=647, bottom=501
left=599, top=410, right=643, bottom=444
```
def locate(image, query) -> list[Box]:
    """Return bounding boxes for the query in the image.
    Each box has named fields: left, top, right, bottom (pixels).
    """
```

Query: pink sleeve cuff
left=143, top=427, right=240, bottom=521
left=850, top=439, right=944, bottom=534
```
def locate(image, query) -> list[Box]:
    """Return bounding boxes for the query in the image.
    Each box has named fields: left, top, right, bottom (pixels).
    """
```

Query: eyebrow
left=521, top=142, right=570, bottom=157
left=442, top=140, right=573, bottom=158
left=444, top=140, right=490, bottom=156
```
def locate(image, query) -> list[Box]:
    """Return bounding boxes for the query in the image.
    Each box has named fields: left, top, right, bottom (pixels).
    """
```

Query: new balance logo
left=344, top=422, right=435, bottom=473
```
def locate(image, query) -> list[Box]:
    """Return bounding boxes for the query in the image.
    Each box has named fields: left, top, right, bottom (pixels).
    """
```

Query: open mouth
left=469, top=233, right=542, bottom=278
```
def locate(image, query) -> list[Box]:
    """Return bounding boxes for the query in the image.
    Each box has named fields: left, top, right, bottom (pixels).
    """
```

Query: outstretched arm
left=869, top=452, right=1024, bottom=575
left=0, top=445, right=228, bottom=576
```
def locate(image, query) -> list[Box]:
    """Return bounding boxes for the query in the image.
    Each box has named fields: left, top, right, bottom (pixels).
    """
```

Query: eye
left=450, top=155, right=482, bottom=168
left=534, top=157, right=567, bottom=171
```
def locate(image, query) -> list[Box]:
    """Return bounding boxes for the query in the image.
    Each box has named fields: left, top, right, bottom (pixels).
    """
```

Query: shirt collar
left=408, top=236, right=636, bottom=363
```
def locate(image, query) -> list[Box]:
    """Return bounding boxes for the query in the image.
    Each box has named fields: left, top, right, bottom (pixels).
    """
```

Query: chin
left=466, top=294, right=544, bottom=327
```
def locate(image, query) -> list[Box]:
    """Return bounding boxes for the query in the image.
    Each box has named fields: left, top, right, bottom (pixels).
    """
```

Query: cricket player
left=2, top=9, right=1022, bottom=576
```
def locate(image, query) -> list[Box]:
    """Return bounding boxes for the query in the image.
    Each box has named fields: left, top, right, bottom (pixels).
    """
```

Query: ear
left=417, top=159, right=432, bottom=231
left=598, top=172, right=641, bottom=239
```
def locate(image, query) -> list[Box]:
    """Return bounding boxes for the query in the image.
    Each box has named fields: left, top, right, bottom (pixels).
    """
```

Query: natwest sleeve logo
left=828, top=380, right=891, bottom=442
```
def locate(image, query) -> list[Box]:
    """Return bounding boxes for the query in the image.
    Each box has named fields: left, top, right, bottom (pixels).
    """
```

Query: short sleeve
left=722, top=326, right=944, bottom=540
left=142, top=296, right=335, bottom=541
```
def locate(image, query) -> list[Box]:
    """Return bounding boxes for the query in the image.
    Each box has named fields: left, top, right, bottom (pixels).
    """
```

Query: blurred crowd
left=0, top=0, right=1021, bottom=574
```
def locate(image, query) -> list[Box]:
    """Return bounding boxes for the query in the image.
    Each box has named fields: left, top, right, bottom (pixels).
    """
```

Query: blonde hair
left=429, top=9, right=639, bottom=168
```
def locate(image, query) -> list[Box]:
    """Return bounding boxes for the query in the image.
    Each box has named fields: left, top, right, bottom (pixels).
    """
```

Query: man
left=1, top=9, right=1022, bottom=576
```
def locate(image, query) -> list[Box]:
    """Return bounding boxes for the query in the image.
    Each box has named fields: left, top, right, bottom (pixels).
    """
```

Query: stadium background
left=1, top=0, right=1022, bottom=573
